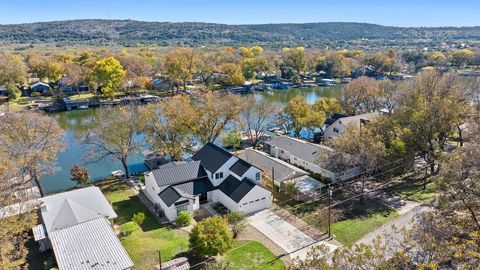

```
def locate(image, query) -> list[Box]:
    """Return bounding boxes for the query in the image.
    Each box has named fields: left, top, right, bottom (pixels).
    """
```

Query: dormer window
left=215, top=172, right=224, bottom=179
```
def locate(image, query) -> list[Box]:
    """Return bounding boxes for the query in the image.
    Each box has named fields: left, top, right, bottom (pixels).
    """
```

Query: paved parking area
left=248, top=209, right=337, bottom=260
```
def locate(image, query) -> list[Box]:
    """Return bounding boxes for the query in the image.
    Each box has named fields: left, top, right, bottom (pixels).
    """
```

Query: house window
left=215, top=172, right=224, bottom=179
left=280, top=150, right=284, bottom=154
left=261, top=197, right=266, bottom=200
left=255, top=172, right=260, bottom=181
left=333, top=127, right=339, bottom=133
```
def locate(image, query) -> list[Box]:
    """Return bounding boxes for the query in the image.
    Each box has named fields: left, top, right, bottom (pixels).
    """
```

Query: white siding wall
left=237, top=186, right=272, bottom=214
left=212, top=190, right=240, bottom=212
left=210, top=187, right=272, bottom=215
left=208, top=156, right=239, bottom=186
left=144, top=172, right=198, bottom=221
left=144, top=173, right=162, bottom=205
left=289, top=155, right=336, bottom=180
left=242, top=167, right=262, bottom=183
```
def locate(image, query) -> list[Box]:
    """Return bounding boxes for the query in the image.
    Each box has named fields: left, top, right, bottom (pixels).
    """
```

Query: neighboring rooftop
left=336, top=112, right=379, bottom=127
left=40, top=186, right=117, bottom=233
left=238, top=148, right=308, bottom=184
left=324, top=113, right=347, bottom=126
left=265, top=136, right=334, bottom=165
left=49, top=217, right=134, bottom=270
left=192, top=142, right=233, bottom=173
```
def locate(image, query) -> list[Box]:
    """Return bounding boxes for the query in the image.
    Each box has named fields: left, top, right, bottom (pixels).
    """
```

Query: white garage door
left=239, top=196, right=270, bottom=214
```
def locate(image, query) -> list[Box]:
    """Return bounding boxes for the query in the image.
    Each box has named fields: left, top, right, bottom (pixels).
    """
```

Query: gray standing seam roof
left=238, top=149, right=308, bottom=183
left=191, top=142, right=233, bottom=173
left=49, top=217, right=134, bottom=270
left=150, top=161, right=206, bottom=187
left=40, top=186, right=117, bottom=233
left=265, top=136, right=334, bottom=165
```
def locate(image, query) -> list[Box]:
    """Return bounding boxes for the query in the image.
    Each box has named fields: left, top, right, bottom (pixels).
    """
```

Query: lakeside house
left=322, top=112, right=379, bottom=140
left=30, top=81, right=51, bottom=94
left=32, top=186, right=134, bottom=270
left=263, top=136, right=361, bottom=182
left=238, top=148, right=325, bottom=194
left=144, top=143, right=272, bottom=222
left=152, top=76, right=173, bottom=90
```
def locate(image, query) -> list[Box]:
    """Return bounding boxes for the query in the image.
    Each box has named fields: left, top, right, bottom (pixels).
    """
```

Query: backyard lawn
left=222, top=241, right=285, bottom=270
left=99, top=180, right=190, bottom=269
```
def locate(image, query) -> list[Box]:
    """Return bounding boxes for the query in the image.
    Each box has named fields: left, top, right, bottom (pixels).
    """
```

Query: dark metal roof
left=191, top=142, right=233, bottom=173
left=217, top=175, right=256, bottom=203
left=158, top=187, right=182, bottom=207
left=150, top=161, right=206, bottom=187
left=173, top=177, right=215, bottom=196
left=324, top=113, right=347, bottom=126
left=229, top=158, right=252, bottom=177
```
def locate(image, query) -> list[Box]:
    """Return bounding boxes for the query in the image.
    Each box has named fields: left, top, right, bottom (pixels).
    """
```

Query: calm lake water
left=40, top=85, right=344, bottom=194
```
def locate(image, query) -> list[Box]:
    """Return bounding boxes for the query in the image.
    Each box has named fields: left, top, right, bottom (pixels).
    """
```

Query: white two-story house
left=144, top=143, right=272, bottom=221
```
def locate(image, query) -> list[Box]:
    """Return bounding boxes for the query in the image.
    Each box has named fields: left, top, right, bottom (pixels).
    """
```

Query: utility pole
left=328, top=185, right=333, bottom=239
left=158, top=249, right=162, bottom=270
left=271, top=166, right=275, bottom=204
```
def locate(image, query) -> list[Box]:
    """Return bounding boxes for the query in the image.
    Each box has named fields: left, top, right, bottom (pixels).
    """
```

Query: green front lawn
left=222, top=241, right=285, bottom=270
left=331, top=209, right=399, bottom=247
left=99, top=180, right=189, bottom=269
left=385, top=178, right=438, bottom=202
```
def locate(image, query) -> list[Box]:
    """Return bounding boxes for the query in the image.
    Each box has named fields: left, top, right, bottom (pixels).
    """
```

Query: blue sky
left=0, top=0, right=478, bottom=27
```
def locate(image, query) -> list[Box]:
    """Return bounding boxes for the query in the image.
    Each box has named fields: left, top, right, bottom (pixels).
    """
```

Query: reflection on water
left=259, top=85, right=344, bottom=105
left=40, top=86, right=344, bottom=194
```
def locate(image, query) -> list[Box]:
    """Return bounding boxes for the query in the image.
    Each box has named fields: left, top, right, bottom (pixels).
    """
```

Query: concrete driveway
left=248, top=209, right=337, bottom=260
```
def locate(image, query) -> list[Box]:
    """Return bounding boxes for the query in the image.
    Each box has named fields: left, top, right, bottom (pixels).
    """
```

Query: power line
left=273, top=156, right=413, bottom=209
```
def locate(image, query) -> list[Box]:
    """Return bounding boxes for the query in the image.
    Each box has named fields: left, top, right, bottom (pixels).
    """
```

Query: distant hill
left=0, top=19, right=479, bottom=48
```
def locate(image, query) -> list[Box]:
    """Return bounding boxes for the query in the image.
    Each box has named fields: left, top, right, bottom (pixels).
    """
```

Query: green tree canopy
left=189, top=216, right=233, bottom=257
left=93, top=56, right=126, bottom=99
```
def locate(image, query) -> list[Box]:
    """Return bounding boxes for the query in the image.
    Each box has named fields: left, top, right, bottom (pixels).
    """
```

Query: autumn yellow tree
left=451, top=48, right=475, bottom=67
left=280, top=95, right=325, bottom=138
left=194, top=92, right=245, bottom=144
left=282, top=47, right=306, bottom=73
left=93, top=56, right=126, bottom=99
left=144, top=96, right=197, bottom=160
left=164, top=48, right=198, bottom=91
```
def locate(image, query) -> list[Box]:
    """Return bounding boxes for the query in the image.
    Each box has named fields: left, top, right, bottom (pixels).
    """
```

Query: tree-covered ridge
left=1, top=19, right=480, bottom=47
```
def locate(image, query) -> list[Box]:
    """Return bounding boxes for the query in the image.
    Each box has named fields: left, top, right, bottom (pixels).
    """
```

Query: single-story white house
left=32, top=186, right=134, bottom=270
left=144, top=143, right=272, bottom=221
left=263, top=136, right=362, bottom=182
left=238, top=148, right=326, bottom=193
left=323, top=113, right=379, bottom=140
